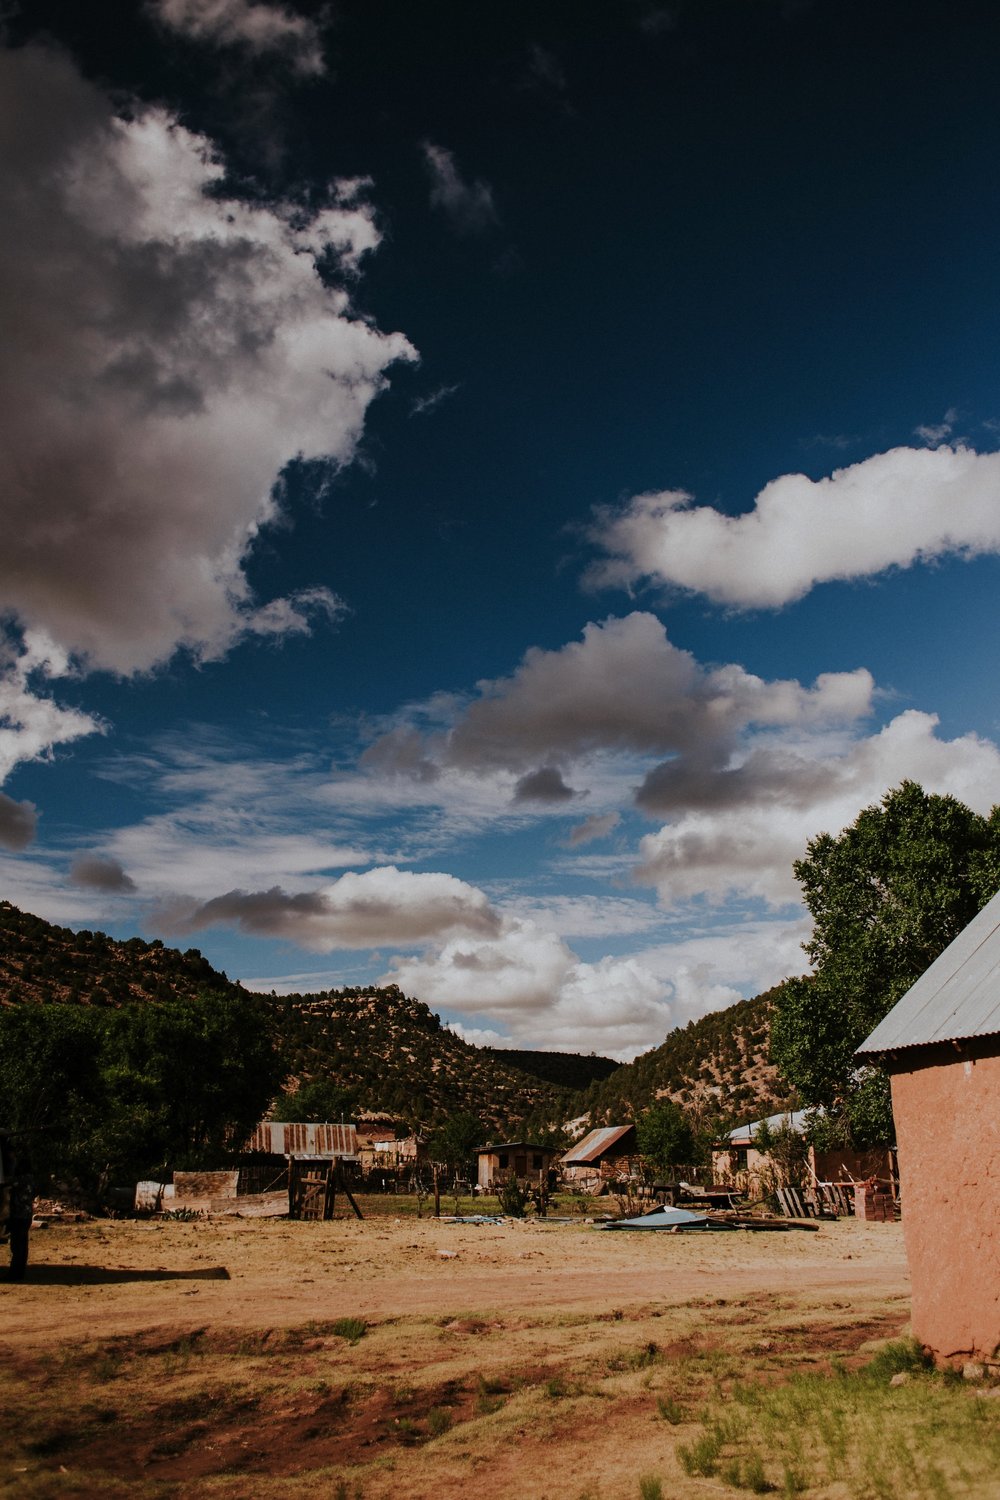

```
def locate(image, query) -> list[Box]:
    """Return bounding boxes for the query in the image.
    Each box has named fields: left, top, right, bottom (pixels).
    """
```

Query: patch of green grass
left=679, top=1428, right=725, bottom=1477
left=669, top=1343, right=1000, bottom=1500
left=331, top=1317, right=368, bottom=1344
left=638, top=1476, right=664, bottom=1500
left=427, top=1405, right=453, bottom=1437
left=656, top=1394, right=685, bottom=1424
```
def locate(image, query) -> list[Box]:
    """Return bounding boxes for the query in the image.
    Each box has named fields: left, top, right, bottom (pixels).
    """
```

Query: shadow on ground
left=4, top=1264, right=230, bottom=1284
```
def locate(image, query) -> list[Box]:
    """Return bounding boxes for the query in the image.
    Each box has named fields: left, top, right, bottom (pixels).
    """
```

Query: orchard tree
left=771, top=781, right=1000, bottom=1146
left=635, top=1097, right=695, bottom=1174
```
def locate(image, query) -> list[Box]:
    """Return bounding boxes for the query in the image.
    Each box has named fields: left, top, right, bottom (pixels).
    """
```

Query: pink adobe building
left=857, top=890, right=1000, bottom=1366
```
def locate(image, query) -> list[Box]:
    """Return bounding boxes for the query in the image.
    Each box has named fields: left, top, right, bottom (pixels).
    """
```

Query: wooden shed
left=856, top=889, right=1000, bottom=1366
left=560, top=1124, right=637, bottom=1191
left=475, top=1141, right=559, bottom=1191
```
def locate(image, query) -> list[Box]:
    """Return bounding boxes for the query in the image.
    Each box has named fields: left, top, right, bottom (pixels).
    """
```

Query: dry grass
left=2, top=1213, right=990, bottom=1499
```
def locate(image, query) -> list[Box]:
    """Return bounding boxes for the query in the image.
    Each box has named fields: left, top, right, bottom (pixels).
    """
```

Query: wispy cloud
left=148, top=0, right=326, bottom=75
left=421, top=142, right=499, bottom=235
left=566, top=811, right=621, bottom=847
left=410, top=383, right=461, bottom=418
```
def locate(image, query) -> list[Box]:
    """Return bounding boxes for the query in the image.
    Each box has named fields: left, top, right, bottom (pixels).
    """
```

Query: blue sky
left=2, top=0, right=1000, bottom=1059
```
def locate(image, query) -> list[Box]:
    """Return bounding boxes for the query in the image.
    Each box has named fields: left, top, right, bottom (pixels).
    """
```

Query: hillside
left=0, top=901, right=795, bottom=1139
left=269, top=986, right=577, bottom=1132
left=576, top=987, right=798, bottom=1134
left=0, top=903, right=575, bottom=1134
left=0, top=901, right=230, bottom=1006
left=481, top=1047, right=620, bottom=1092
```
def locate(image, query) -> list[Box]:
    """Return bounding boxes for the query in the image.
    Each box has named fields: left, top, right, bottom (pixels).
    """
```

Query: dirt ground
left=0, top=1210, right=936, bottom=1499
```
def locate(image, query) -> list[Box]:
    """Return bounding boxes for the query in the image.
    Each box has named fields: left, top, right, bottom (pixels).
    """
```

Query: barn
left=856, top=888, right=1000, bottom=1367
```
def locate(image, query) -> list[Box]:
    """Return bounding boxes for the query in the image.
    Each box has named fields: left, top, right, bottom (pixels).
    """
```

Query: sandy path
left=1, top=1214, right=910, bottom=1346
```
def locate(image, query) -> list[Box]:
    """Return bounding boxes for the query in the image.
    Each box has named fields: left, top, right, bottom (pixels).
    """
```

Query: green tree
left=270, top=1078, right=358, bottom=1123
left=96, top=989, right=285, bottom=1175
left=426, top=1111, right=483, bottom=1170
left=771, top=781, right=1000, bottom=1146
left=0, top=990, right=284, bottom=1195
left=635, top=1098, right=695, bottom=1174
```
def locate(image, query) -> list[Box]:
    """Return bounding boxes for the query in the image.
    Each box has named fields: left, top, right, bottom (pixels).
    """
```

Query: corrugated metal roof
left=560, top=1124, right=635, bottom=1164
left=727, top=1110, right=810, bottom=1146
left=475, top=1141, right=555, bottom=1154
left=246, top=1122, right=358, bottom=1157
left=856, top=888, right=1000, bottom=1057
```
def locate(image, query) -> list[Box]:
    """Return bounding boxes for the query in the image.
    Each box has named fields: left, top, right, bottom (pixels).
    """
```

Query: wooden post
left=334, top=1162, right=364, bottom=1220
left=433, top=1165, right=441, bottom=1218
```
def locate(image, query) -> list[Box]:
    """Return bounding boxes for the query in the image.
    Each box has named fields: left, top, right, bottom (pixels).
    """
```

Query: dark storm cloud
left=69, top=854, right=137, bottom=892
left=512, top=766, right=578, bottom=803
left=0, top=793, right=37, bottom=852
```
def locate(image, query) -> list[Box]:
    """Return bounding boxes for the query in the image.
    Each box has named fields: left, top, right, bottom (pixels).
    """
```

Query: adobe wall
left=889, top=1041, right=1000, bottom=1364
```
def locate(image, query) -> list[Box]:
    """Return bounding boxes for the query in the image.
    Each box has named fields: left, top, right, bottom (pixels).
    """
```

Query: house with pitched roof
left=560, top=1124, right=637, bottom=1192
left=856, top=888, right=1000, bottom=1366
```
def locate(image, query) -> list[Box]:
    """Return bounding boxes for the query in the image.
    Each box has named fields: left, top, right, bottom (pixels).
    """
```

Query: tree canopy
left=635, top=1098, right=695, bottom=1173
left=771, top=781, right=1000, bottom=1146
left=426, top=1111, right=483, bottom=1168
left=0, top=990, right=284, bottom=1196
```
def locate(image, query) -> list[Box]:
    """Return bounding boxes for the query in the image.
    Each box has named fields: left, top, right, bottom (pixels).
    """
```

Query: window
left=532, top=1153, right=543, bottom=1170
left=498, top=1152, right=508, bottom=1170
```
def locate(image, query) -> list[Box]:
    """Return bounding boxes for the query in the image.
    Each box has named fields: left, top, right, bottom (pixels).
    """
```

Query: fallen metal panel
left=598, top=1205, right=708, bottom=1230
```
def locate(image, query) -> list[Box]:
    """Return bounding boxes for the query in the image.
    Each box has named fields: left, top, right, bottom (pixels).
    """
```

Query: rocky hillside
left=575, top=987, right=798, bottom=1134
left=0, top=901, right=228, bottom=1006
left=0, top=900, right=793, bottom=1138
left=269, top=986, right=582, bottom=1132
left=0, top=903, right=579, bottom=1133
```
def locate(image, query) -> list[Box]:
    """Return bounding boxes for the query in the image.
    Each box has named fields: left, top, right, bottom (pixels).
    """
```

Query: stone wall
left=889, top=1040, right=1000, bottom=1364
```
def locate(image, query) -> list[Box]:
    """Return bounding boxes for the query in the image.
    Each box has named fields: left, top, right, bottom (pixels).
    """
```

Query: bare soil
left=0, top=1212, right=917, bottom=1498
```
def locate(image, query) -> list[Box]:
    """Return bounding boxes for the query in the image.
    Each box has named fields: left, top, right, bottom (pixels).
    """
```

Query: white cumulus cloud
left=637, top=710, right=1000, bottom=908
left=386, top=918, right=674, bottom=1061
left=0, top=44, right=413, bottom=679
left=586, top=445, right=1000, bottom=607
left=159, top=866, right=502, bottom=950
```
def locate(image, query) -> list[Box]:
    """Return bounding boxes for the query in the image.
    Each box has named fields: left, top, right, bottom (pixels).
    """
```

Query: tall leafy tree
left=0, top=990, right=284, bottom=1194
left=771, top=781, right=1000, bottom=1145
left=426, top=1111, right=484, bottom=1169
left=635, top=1098, right=695, bottom=1173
